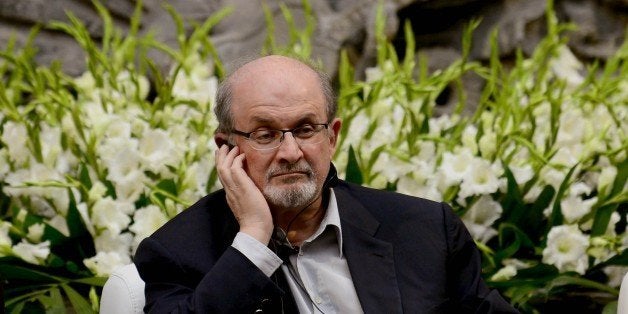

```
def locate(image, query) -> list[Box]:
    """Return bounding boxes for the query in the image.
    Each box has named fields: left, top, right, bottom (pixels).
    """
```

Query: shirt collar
left=305, top=188, right=343, bottom=257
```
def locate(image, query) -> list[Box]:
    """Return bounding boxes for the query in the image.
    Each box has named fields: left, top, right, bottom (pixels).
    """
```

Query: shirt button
left=314, top=296, right=322, bottom=304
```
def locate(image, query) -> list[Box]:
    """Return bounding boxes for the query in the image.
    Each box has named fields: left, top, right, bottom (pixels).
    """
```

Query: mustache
left=266, top=162, right=314, bottom=179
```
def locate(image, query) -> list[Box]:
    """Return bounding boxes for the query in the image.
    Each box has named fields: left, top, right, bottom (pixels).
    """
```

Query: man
left=134, top=55, right=518, bottom=313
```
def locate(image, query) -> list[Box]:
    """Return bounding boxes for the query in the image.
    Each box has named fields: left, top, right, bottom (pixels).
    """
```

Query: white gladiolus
left=396, top=175, right=443, bottom=202
left=91, top=197, right=134, bottom=235
left=509, top=163, right=534, bottom=186
left=76, top=202, right=95, bottom=236
left=13, top=240, right=50, bottom=265
left=542, top=225, right=589, bottom=274
left=598, top=165, right=617, bottom=196
left=4, top=163, right=70, bottom=216
left=27, top=223, right=45, bottom=242
left=604, top=266, right=628, bottom=288
left=478, top=130, right=497, bottom=159
left=556, top=108, right=585, bottom=146
left=461, top=195, right=502, bottom=243
left=139, top=129, right=182, bottom=175
left=94, top=230, right=133, bottom=256
left=0, top=221, right=12, bottom=247
left=112, top=170, right=148, bottom=203
left=551, top=46, right=584, bottom=87
left=560, top=194, right=597, bottom=223
left=88, top=181, right=109, bottom=203
left=539, top=166, right=568, bottom=191
left=83, top=251, right=130, bottom=277
left=1, top=121, right=30, bottom=166
left=47, top=215, right=70, bottom=237
left=461, top=125, right=478, bottom=155
left=98, top=137, right=139, bottom=168
left=458, top=158, right=502, bottom=199
left=0, top=148, right=10, bottom=180
left=365, top=66, right=384, bottom=82
left=490, top=265, right=517, bottom=281
left=129, top=205, right=169, bottom=251
left=439, top=148, right=475, bottom=188
left=104, top=119, right=132, bottom=139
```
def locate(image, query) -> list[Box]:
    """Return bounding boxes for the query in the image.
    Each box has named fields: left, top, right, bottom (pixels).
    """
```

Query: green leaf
left=548, top=275, right=618, bottom=295
left=61, top=283, right=94, bottom=313
left=72, top=276, right=108, bottom=286
left=48, top=286, right=66, bottom=314
left=547, top=164, right=578, bottom=232
left=602, top=301, right=618, bottom=314
left=0, top=263, right=59, bottom=282
left=156, top=178, right=178, bottom=196
left=345, top=145, right=363, bottom=185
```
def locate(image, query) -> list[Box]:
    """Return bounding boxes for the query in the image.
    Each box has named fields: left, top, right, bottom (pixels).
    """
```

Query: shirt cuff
left=231, top=232, right=283, bottom=277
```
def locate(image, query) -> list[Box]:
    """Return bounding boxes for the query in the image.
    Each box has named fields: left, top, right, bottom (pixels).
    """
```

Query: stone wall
left=1, top=0, right=626, bottom=104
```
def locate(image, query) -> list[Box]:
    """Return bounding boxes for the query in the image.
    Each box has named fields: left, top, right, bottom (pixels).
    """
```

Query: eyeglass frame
left=230, top=123, right=330, bottom=151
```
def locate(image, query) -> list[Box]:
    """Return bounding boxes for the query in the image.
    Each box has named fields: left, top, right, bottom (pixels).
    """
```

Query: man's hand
left=215, top=145, right=274, bottom=245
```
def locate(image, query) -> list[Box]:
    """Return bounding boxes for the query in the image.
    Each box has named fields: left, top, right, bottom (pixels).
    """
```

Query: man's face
left=227, top=57, right=341, bottom=213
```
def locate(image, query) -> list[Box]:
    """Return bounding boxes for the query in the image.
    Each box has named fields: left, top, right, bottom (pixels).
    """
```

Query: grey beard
left=263, top=179, right=318, bottom=209
left=263, top=162, right=319, bottom=209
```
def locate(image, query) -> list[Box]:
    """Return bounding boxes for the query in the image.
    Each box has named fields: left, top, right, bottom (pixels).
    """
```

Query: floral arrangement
left=0, top=0, right=626, bottom=312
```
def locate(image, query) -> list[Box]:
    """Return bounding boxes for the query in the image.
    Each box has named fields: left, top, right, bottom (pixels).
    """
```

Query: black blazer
left=135, top=180, right=518, bottom=313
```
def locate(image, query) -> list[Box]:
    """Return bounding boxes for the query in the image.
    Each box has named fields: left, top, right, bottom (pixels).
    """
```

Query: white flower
left=478, top=130, right=497, bottom=159
left=91, top=197, right=134, bottom=235
left=129, top=205, right=168, bottom=251
left=438, top=148, right=474, bottom=188
left=12, top=240, right=50, bottom=265
left=490, top=265, right=517, bottom=281
left=551, top=145, right=582, bottom=167
left=94, top=230, right=133, bottom=257
left=139, top=129, right=181, bottom=175
left=458, top=158, right=502, bottom=199
left=47, top=215, right=70, bottom=237
left=556, top=108, right=585, bottom=146
left=112, top=170, right=147, bottom=203
left=1, top=121, right=30, bottom=166
left=461, top=125, right=478, bottom=154
left=598, top=165, right=617, bottom=196
left=88, top=181, right=108, bottom=203
left=604, top=266, right=628, bottom=288
left=4, top=163, right=70, bottom=216
left=551, top=46, right=584, bottom=87
left=83, top=251, right=130, bottom=277
left=560, top=195, right=597, bottom=223
left=396, top=175, right=442, bottom=202
left=539, top=165, right=568, bottom=191
left=510, top=163, right=534, bottom=186
left=365, top=66, right=384, bottom=82
left=76, top=202, right=95, bottom=236
left=542, top=225, right=589, bottom=274
left=0, top=221, right=12, bottom=247
left=461, top=195, right=502, bottom=243
left=27, top=223, right=45, bottom=242
left=104, top=119, right=132, bottom=139
left=0, top=148, right=10, bottom=180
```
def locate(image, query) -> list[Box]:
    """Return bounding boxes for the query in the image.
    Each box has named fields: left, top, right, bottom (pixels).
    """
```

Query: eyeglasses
left=231, top=123, right=329, bottom=151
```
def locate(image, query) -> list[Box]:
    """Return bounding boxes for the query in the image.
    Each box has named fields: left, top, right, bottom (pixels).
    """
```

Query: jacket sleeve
left=442, top=203, right=520, bottom=314
left=134, top=236, right=282, bottom=313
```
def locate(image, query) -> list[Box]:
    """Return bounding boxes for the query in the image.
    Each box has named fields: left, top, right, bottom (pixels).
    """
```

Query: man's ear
left=329, top=118, right=342, bottom=152
left=214, top=132, right=232, bottom=148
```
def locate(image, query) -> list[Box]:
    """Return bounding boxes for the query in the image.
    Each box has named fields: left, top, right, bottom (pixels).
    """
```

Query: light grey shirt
left=231, top=189, right=363, bottom=313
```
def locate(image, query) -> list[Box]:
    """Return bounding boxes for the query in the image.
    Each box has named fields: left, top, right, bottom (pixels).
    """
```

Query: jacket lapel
left=334, top=187, right=402, bottom=314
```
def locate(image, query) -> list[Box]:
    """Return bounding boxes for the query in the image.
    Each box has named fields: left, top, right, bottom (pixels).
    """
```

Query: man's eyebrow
left=250, top=113, right=320, bottom=127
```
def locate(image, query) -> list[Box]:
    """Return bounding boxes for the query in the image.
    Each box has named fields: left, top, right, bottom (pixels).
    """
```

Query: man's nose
left=275, top=133, right=304, bottom=163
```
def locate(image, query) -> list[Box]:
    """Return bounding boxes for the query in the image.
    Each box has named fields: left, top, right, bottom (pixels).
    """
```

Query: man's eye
left=251, top=130, right=277, bottom=143
left=294, top=125, right=316, bottom=137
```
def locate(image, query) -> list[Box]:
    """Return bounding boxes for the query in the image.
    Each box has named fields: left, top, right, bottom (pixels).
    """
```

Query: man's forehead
left=231, top=56, right=315, bottom=82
